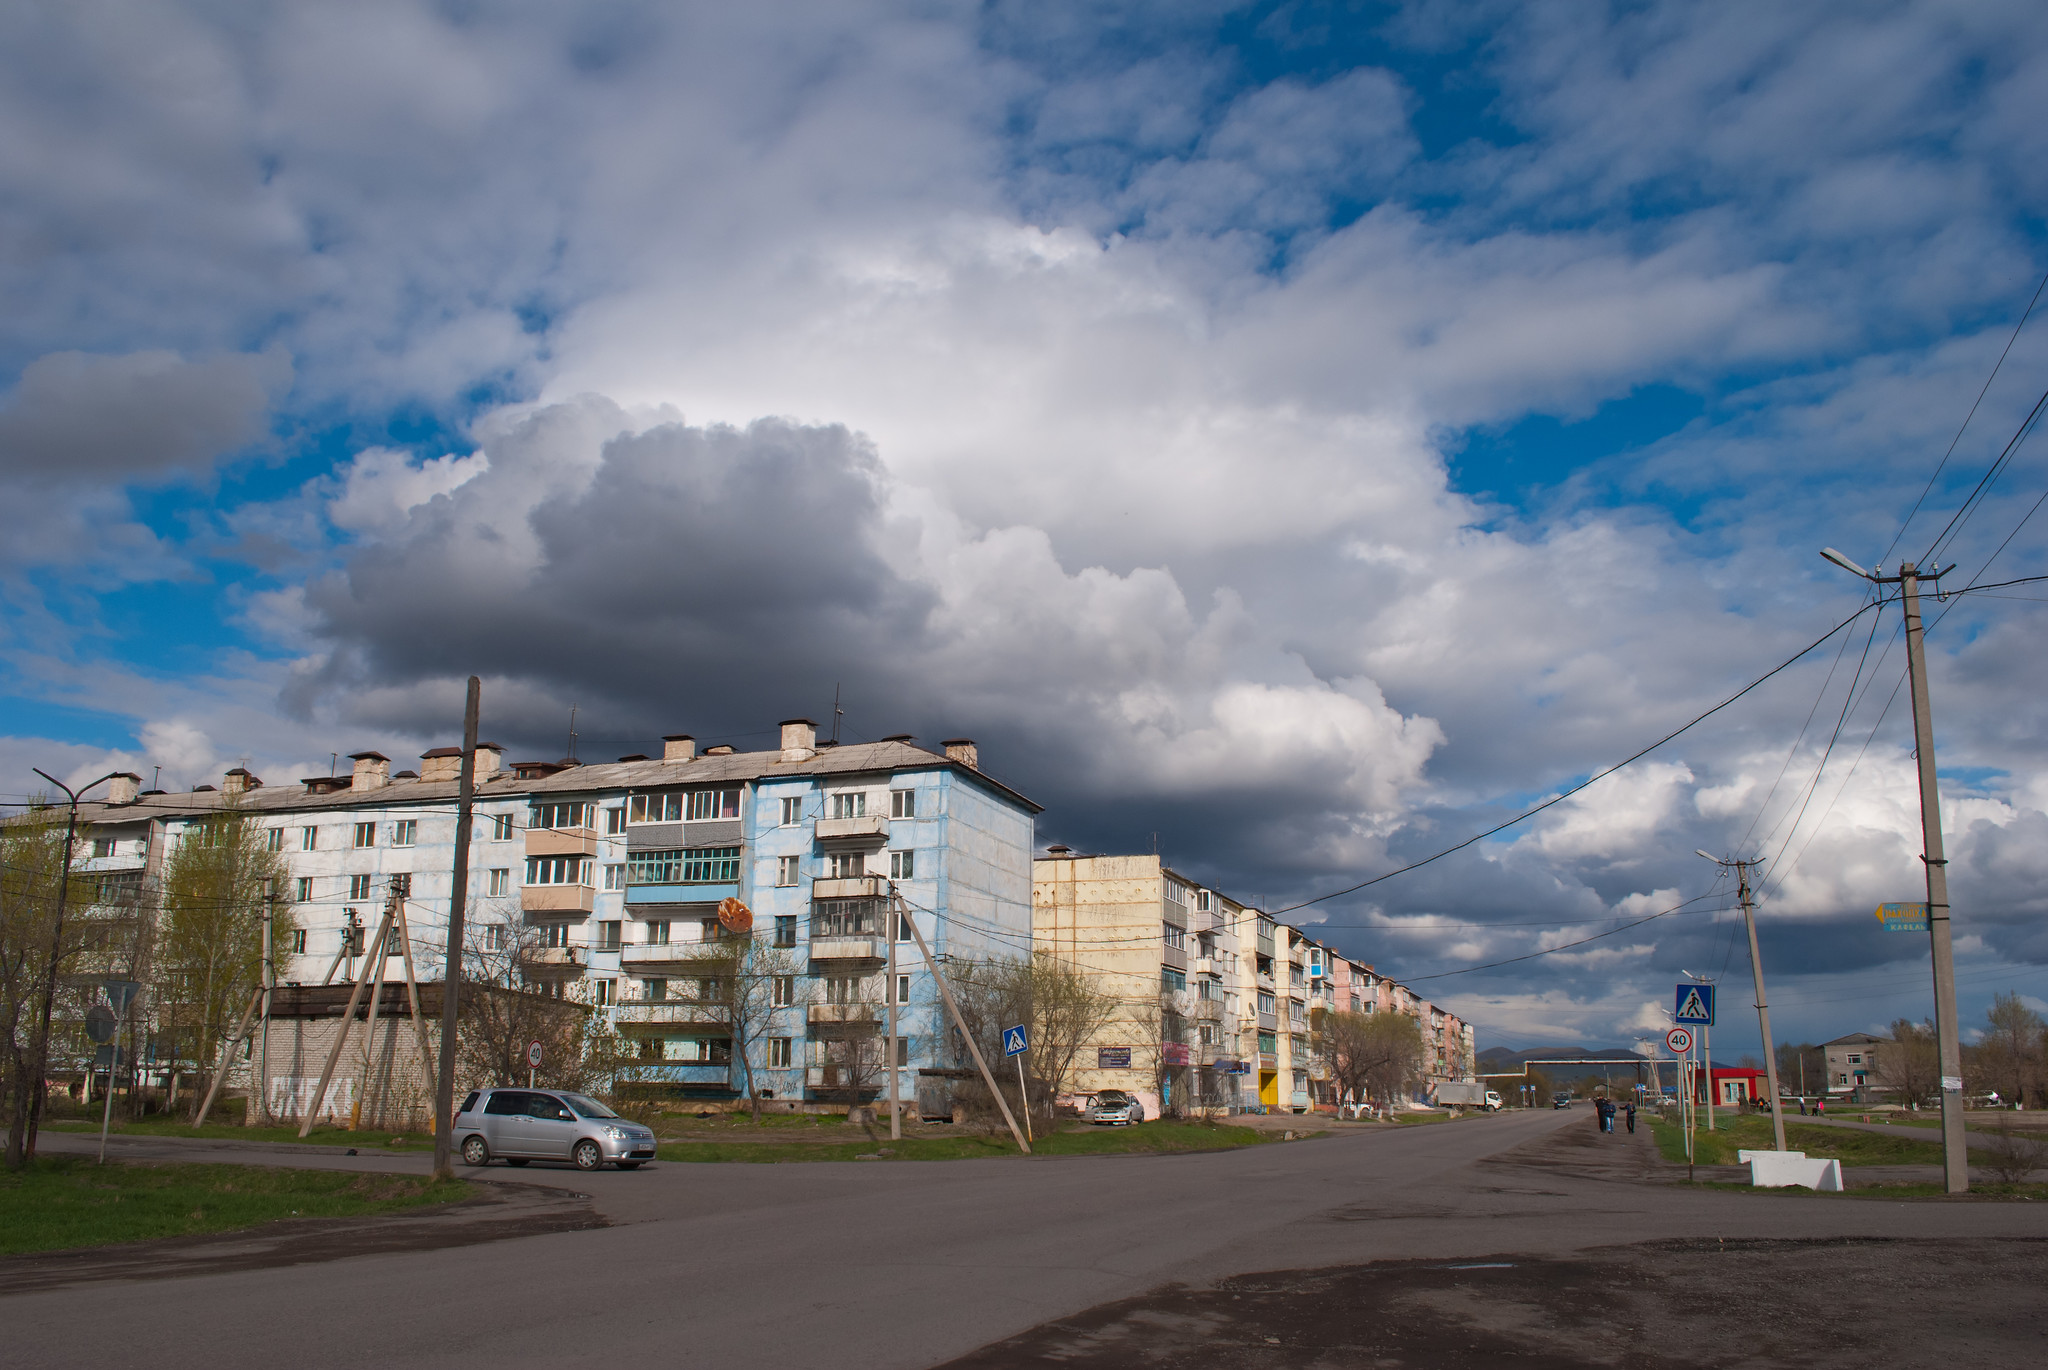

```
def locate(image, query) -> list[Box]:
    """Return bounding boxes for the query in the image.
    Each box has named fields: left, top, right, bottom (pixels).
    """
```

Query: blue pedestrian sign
left=1002, top=1025, right=1029, bottom=1057
left=1674, top=984, right=1715, bottom=1026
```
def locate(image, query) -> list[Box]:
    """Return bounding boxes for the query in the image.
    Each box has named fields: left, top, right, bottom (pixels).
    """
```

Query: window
left=290, top=929, right=308, bottom=954
left=780, top=796, right=803, bottom=826
left=531, top=802, right=588, bottom=830
left=895, top=910, right=912, bottom=943
left=890, top=789, right=915, bottom=819
left=487, top=868, right=509, bottom=897
left=892, top=1036, right=910, bottom=1067
left=490, top=814, right=515, bottom=841
left=629, top=793, right=682, bottom=824
left=772, top=975, right=794, bottom=1006
left=642, top=978, right=667, bottom=1002
left=604, top=864, right=624, bottom=891
left=768, top=1037, right=792, bottom=1068
left=889, top=849, right=915, bottom=880
left=777, top=855, right=800, bottom=886
left=354, top=822, right=376, bottom=848
left=393, top=819, right=417, bottom=847
left=1258, top=1031, right=1277, bottom=1053
left=485, top=925, right=508, bottom=951
left=264, top=830, right=283, bottom=853
left=1161, top=967, right=1187, bottom=992
left=1199, top=1024, right=1215, bottom=1045
left=605, top=807, right=624, bottom=835
left=301, top=826, right=319, bottom=851
left=1194, top=889, right=1212, bottom=912
left=813, top=900, right=879, bottom=937
left=830, top=791, right=867, bottom=819
left=1163, top=923, right=1186, bottom=951
left=827, top=851, right=865, bottom=879
left=645, top=920, right=670, bottom=945
left=774, top=915, right=797, bottom=948
left=295, top=876, right=313, bottom=902
left=694, top=976, right=726, bottom=1001
left=1197, top=977, right=1219, bottom=1000
left=1289, top=1002, right=1305, bottom=1026
left=698, top=918, right=720, bottom=943
left=1846, top=1054, right=1862, bottom=1065
left=626, top=847, right=740, bottom=885
left=525, top=856, right=589, bottom=886
left=687, top=788, right=741, bottom=821
left=894, top=974, right=911, bottom=1004
left=349, top=874, right=373, bottom=900
left=593, top=979, right=614, bottom=1006
left=1257, top=990, right=1276, bottom=1014
left=538, top=923, right=570, bottom=949
left=823, top=976, right=866, bottom=1005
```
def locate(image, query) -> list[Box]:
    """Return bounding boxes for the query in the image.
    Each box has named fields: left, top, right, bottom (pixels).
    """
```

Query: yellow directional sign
left=1874, top=902, right=1928, bottom=932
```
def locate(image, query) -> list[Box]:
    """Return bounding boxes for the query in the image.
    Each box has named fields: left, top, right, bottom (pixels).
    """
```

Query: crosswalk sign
left=1674, top=984, right=1715, bottom=1026
left=1002, top=1025, right=1029, bottom=1057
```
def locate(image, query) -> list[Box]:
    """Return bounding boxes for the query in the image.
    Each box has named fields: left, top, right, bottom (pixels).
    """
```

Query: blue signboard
left=1874, top=902, right=1929, bottom=932
left=1674, top=984, right=1715, bottom=1026
left=1003, top=1025, right=1029, bottom=1057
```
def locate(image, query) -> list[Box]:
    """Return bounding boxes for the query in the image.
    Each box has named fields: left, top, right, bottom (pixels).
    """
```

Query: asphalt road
left=14, top=1109, right=2047, bottom=1369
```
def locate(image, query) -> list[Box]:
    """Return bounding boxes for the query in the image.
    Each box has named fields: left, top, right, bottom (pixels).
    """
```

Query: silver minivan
left=454, top=1088, right=657, bottom=1171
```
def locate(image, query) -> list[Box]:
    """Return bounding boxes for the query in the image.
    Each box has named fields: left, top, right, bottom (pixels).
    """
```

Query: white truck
left=1433, top=1082, right=1503, bottom=1111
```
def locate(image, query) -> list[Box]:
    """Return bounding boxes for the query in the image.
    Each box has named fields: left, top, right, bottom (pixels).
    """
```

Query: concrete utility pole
left=1822, top=550, right=1967, bottom=1192
left=886, top=900, right=901, bottom=1141
left=1699, top=852, right=1786, bottom=1151
left=433, top=677, right=481, bottom=1181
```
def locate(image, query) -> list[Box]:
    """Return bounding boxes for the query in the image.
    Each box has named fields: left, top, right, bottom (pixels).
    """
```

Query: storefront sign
left=1097, top=1047, right=1132, bottom=1069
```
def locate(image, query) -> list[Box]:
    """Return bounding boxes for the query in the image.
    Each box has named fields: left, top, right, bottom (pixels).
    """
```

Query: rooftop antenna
left=568, top=705, right=578, bottom=760
left=830, top=683, right=843, bottom=744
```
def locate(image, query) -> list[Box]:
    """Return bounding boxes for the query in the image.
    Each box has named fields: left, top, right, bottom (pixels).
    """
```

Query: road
left=13, top=1109, right=2047, bottom=1369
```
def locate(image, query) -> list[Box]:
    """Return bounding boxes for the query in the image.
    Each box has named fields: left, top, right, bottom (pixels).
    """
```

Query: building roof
left=1823, top=1032, right=1888, bottom=1047
left=57, top=737, right=1041, bottom=824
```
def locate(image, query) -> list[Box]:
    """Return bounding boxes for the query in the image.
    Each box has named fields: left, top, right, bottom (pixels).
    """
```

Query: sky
left=4, top=0, right=2048, bottom=1056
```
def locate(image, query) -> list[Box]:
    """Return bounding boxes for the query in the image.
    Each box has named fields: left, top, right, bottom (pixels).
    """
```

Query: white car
left=1087, top=1090, right=1146, bottom=1126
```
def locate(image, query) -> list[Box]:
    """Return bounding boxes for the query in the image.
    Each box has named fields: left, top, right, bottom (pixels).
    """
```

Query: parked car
left=454, top=1087, right=657, bottom=1170
left=1087, top=1090, right=1146, bottom=1126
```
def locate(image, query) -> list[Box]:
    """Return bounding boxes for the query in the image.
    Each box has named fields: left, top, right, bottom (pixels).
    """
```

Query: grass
left=656, top=1119, right=1276, bottom=1163
left=0, top=1156, right=470, bottom=1256
left=1646, top=1113, right=1945, bottom=1167
left=44, top=1117, right=430, bottom=1150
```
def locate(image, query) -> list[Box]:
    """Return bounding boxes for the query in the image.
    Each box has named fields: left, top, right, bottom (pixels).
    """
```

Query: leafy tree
left=1, top=814, right=84, bottom=1169
left=154, top=805, right=293, bottom=1118
left=1974, top=992, right=2044, bottom=1108
left=1876, top=1018, right=1939, bottom=1107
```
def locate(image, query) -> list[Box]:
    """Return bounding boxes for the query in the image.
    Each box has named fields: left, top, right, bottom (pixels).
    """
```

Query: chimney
left=779, top=718, right=817, bottom=763
left=349, top=751, right=391, bottom=790
left=106, top=773, right=141, bottom=804
left=703, top=744, right=735, bottom=756
left=942, top=738, right=978, bottom=771
left=418, top=747, right=462, bottom=783
left=474, top=743, right=504, bottom=779
left=221, top=767, right=263, bottom=794
left=662, top=734, right=696, bottom=763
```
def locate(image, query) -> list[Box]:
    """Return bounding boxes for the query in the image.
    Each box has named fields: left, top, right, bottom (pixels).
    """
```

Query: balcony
left=524, top=947, right=584, bottom=976
left=810, top=937, right=887, bottom=963
left=1161, top=944, right=1187, bottom=972
left=612, top=1000, right=729, bottom=1026
left=1191, top=998, right=1223, bottom=1022
left=626, top=882, right=739, bottom=906
left=813, top=875, right=886, bottom=899
left=1257, top=1010, right=1277, bottom=1032
left=807, top=1004, right=881, bottom=1032
left=1193, top=956, right=1218, bottom=977
left=815, top=815, right=889, bottom=843
left=521, top=885, right=595, bottom=915
left=1258, top=1053, right=1277, bottom=1070
left=619, top=942, right=729, bottom=970
left=526, top=826, right=599, bottom=858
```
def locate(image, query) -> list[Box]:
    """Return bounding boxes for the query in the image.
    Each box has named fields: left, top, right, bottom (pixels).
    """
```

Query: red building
left=1691, top=1066, right=1769, bottom=1107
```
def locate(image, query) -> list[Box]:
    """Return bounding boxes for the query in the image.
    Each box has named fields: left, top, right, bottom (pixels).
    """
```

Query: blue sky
left=4, top=1, right=2048, bottom=1052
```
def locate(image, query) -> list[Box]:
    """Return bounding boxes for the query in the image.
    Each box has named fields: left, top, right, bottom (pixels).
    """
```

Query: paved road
left=13, top=1110, right=2045, bottom=1369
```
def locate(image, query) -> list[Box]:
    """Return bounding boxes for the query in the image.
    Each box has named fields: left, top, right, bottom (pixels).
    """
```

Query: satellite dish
left=717, top=897, right=753, bottom=935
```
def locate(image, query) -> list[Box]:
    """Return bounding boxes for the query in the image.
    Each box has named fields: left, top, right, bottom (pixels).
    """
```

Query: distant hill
left=1477, top=1045, right=1650, bottom=1068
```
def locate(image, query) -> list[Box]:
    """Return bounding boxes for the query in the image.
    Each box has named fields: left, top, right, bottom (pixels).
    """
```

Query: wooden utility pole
left=298, top=899, right=397, bottom=1138
left=893, top=890, right=1029, bottom=1154
left=433, top=677, right=481, bottom=1180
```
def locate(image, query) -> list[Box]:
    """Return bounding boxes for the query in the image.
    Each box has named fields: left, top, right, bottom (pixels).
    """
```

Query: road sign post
left=1003, top=1025, right=1032, bottom=1144
left=527, top=1039, right=543, bottom=1089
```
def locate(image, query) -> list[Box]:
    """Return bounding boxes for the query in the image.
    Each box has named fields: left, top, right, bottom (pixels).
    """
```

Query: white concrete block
left=1740, top=1149, right=1843, bottom=1190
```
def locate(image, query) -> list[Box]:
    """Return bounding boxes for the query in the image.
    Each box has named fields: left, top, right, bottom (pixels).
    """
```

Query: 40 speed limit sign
left=1665, top=1027, right=1693, bottom=1055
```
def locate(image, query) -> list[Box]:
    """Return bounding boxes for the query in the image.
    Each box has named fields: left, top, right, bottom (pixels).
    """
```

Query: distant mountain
left=1477, top=1045, right=1650, bottom=1068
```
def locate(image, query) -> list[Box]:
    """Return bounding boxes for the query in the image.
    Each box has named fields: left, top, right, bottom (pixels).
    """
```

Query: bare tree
left=2, top=814, right=79, bottom=1169
left=1316, top=1009, right=1424, bottom=1115
left=724, top=933, right=805, bottom=1121
left=948, top=953, right=1118, bottom=1127
left=456, top=920, right=589, bottom=1091
left=1975, top=992, right=2044, bottom=1109
left=1876, top=1018, right=1940, bottom=1107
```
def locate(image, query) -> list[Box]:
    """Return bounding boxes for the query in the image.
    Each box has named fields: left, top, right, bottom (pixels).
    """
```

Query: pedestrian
left=1815, top=1097, right=1826, bottom=1117
left=1593, top=1096, right=1606, bottom=1133
left=1625, top=1100, right=1636, bottom=1134
left=1798, top=1098, right=1807, bottom=1115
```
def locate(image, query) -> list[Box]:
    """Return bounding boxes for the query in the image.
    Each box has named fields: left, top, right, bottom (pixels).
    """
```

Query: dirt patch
left=931, top=1237, right=2048, bottom=1369
left=0, top=1180, right=602, bottom=1296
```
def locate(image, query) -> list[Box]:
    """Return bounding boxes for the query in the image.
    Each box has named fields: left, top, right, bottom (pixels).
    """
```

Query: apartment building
left=60, top=720, right=1038, bottom=1110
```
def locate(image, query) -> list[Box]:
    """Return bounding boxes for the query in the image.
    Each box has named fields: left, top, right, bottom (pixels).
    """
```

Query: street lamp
left=1818, top=546, right=1968, bottom=1192
left=8, top=768, right=123, bottom=1168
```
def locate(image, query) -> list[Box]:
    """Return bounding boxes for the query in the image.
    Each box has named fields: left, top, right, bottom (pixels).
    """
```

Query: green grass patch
left=0, top=1157, right=470, bottom=1256
left=656, top=1119, right=1273, bottom=1163
left=1646, top=1113, right=1944, bottom=1167
left=43, top=1118, right=428, bottom=1150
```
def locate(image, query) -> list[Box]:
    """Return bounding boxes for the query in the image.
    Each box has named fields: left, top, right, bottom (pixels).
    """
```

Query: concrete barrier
left=1739, top=1149, right=1843, bottom=1191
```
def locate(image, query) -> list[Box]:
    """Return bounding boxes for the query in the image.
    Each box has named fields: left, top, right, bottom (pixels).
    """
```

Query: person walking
left=1592, top=1096, right=1606, bottom=1133
left=1625, top=1100, right=1637, bottom=1134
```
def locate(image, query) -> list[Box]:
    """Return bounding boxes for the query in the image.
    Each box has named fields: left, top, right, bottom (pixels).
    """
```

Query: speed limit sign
left=527, top=1040, right=544, bottom=1069
left=1665, top=1027, right=1693, bottom=1055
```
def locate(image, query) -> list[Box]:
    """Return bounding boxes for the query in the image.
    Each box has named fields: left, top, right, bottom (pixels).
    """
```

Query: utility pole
left=886, top=897, right=901, bottom=1141
left=1822, top=550, right=1967, bottom=1192
left=433, top=677, right=481, bottom=1181
left=8, top=768, right=119, bottom=1169
left=1699, top=853, right=1786, bottom=1151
